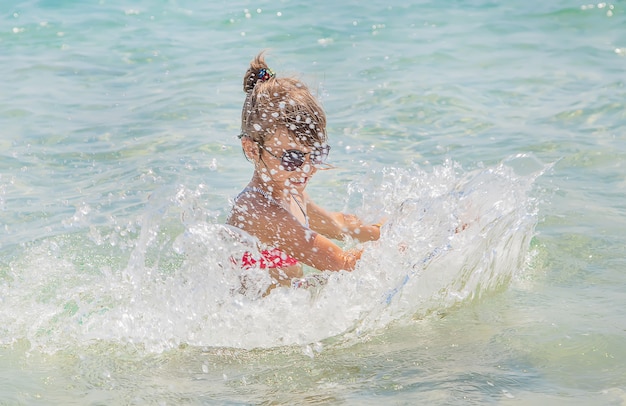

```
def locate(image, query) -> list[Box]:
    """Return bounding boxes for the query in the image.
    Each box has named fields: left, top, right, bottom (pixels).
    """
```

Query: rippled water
left=1, top=0, right=625, bottom=404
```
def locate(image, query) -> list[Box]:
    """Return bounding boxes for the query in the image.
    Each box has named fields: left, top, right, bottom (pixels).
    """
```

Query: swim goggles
left=259, top=144, right=330, bottom=171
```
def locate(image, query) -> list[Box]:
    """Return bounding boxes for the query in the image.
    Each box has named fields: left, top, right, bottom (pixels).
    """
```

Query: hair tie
left=257, top=68, right=275, bottom=82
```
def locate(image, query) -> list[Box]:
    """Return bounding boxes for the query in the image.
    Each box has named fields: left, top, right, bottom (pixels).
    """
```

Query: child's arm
left=305, top=195, right=381, bottom=242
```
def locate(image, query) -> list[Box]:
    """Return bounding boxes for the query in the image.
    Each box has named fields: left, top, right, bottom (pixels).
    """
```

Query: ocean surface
left=1, top=0, right=625, bottom=404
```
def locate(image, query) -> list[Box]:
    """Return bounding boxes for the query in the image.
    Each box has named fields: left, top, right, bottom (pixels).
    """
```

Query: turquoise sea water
left=2, top=0, right=625, bottom=404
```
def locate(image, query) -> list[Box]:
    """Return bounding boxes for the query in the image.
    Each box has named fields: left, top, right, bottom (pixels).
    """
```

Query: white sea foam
left=0, top=156, right=544, bottom=353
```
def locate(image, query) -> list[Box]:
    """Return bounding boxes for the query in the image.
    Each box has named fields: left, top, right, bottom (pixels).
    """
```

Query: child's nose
left=300, top=162, right=314, bottom=173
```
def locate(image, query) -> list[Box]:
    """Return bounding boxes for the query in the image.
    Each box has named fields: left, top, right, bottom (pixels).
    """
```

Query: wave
left=0, top=155, right=546, bottom=353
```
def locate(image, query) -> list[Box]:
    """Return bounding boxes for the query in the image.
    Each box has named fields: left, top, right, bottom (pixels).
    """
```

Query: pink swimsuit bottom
left=240, top=248, right=299, bottom=269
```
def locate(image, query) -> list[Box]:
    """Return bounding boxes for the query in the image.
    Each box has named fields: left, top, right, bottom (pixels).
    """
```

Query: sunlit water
left=2, top=0, right=626, bottom=404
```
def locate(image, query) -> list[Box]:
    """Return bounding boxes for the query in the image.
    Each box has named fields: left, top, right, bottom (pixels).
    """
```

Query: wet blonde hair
left=240, top=52, right=328, bottom=150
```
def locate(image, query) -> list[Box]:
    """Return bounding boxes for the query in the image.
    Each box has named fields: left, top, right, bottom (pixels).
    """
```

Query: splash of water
left=0, top=156, right=545, bottom=353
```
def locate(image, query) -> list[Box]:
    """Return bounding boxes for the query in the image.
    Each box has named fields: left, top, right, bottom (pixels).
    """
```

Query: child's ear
left=242, top=137, right=260, bottom=160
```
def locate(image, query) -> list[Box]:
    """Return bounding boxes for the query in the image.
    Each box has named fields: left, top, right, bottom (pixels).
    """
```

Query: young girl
left=227, top=52, right=382, bottom=289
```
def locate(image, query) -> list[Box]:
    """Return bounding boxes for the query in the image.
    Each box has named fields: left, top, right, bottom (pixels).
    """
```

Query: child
left=227, top=52, right=382, bottom=289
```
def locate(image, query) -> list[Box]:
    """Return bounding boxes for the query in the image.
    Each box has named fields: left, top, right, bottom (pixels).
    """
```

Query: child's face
left=259, top=129, right=319, bottom=193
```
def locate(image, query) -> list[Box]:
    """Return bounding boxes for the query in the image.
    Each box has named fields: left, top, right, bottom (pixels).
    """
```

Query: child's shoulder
left=235, top=187, right=278, bottom=207
left=231, top=188, right=286, bottom=224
